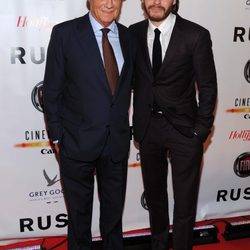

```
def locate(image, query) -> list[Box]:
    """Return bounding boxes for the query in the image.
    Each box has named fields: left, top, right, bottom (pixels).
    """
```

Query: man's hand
left=133, top=140, right=140, bottom=150
left=54, top=143, right=60, bottom=154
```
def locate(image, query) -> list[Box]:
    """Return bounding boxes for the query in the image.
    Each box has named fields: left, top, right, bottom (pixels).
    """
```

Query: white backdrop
left=0, top=0, right=250, bottom=245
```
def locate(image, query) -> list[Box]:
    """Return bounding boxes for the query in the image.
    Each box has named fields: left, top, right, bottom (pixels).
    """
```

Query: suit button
left=111, top=104, right=114, bottom=107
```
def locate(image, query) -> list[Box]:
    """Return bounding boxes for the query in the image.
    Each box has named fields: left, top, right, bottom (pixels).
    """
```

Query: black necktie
left=152, top=28, right=162, bottom=77
left=101, top=28, right=119, bottom=96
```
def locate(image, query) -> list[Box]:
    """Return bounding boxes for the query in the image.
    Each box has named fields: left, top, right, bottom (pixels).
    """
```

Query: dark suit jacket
left=129, top=15, right=217, bottom=142
left=43, top=14, right=135, bottom=162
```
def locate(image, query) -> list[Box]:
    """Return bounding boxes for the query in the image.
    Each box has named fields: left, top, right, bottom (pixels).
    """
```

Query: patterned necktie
left=152, top=28, right=162, bottom=77
left=101, top=28, right=119, bottom=96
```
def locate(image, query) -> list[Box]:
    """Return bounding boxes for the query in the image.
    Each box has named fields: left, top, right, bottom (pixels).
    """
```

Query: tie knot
left=154, top=28, right=161, bottom=38
left=101, top=28, right=110, bottom=36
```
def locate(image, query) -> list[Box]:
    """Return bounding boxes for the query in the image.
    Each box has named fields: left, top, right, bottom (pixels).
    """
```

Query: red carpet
left=1, top=216, right=250, bottom=250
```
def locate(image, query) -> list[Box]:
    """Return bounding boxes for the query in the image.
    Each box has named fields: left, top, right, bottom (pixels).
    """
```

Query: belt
left=151, top=109, right=163, bottom=114
left=152, top=101, right=163, bottom=114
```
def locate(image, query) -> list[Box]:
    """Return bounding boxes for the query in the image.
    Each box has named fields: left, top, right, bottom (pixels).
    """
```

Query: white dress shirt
left=147, top=13, right=176, bottom=65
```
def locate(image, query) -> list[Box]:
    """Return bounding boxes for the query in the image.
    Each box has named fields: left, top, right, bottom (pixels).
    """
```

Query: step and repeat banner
left=0, top=0, right=249, bottom=245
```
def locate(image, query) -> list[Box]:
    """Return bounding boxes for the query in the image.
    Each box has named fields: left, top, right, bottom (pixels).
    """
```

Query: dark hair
left=172, top=0, right=179, bottom=14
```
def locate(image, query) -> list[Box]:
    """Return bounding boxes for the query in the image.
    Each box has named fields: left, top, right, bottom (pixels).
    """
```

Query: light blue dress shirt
left=89, top=12, right=124, bottom=74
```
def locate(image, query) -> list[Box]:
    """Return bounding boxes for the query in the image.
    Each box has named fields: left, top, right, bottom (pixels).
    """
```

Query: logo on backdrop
left=141, top=192, right=148, bottom=210
left=14, top=129, right=53, bottom=153
left=128, top=151, right=141, bottom=168
left=244, top=60, right=250, bottom=83
left=226, top=97, right=250, bottom=117
left=14, top=81, right=54, bottom=151
left=16, top=16, right=57, bottom=31
left=229, top=130, right=250, bottom=141
left=19, top=213, right=68, bottom=233
left=216, top=153, right=250, bottom=202
left=216, top=152, right=250, bottom=203
left=31, top=81, right=44, bottom=112
left=234, top=152, right=250, bottom=178
left=27, top=169, right=63, bottom=204
left=233, top=27, right=250, bottom=42
left=11, top=47, right=45, bottom=64
left=216, top=187, right=250, bottom=202
left=43, top=169, right=60, bottom=186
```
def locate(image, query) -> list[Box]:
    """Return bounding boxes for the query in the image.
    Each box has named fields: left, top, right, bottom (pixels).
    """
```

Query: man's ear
left=86, top=0, right=90, bottom=10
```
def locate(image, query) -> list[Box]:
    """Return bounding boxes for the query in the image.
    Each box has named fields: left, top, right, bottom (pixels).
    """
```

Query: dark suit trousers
left=140, top=113, right=203, bottom=250
left=59, top=136, right=128, bottom=250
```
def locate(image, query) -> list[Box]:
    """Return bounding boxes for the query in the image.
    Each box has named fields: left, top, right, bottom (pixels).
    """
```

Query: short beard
left=142, top=4, right=172, bottom=23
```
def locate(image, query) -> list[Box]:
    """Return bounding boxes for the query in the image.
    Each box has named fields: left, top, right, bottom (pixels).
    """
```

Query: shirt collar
left=89, top=11, right=118, bottom=36
left=148, top=13, right=176, bottom=37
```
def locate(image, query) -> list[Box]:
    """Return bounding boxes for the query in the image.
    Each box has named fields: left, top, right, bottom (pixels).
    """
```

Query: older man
left=43, top=0, right=135, bottom=249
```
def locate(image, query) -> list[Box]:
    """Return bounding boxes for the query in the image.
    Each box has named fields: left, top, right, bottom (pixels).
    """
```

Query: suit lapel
left=75, top=14, right=112, bottom=96
left=113, top=23, right=134, bottom=100
left=115, top=23, right=128, bottom=96
left=157, top=15, right=182, bottom=76
left=141, top=20, right=154, bottom=78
